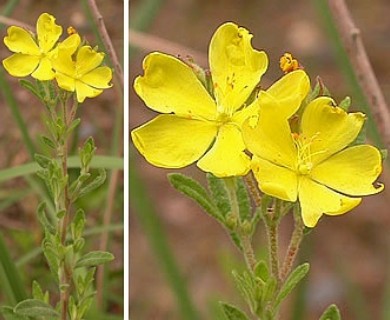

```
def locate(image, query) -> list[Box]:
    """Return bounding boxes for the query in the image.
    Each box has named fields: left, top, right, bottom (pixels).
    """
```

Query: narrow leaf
left=169, top=173, right=223, bottom=222
left=254, top=260, right=269, bottom=282
left=76, top=251, right=114, bottom=268
left=40, top=136, right=56, bottom=149
left=236, top=177, right=251, bottom=220
left=77, top=168, right=106, bottom=198
left=14, top=299, right=59, bottom=317
left=338, top=96, right=351, bottom=111
left=274, top=263, right=310, bottom=308
left=319, top=304, right=341, bottom=320
left=219, top=302, right=250, bottom=320
left=37, top=202, right=56, bottom=234
left=206, top=173, right=231, bottom=217
left=19, top=79, right=41, bottom=100
left=0, top=306, right=29, bottom=320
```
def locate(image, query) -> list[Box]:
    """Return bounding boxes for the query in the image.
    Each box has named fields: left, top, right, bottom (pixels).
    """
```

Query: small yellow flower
left=131, top=22, right=310, bottom=177
left=243, top=96, right=384, bottom=227
left=280, top=53, right=300, bottom=74
left=3, top=13, right=63, bottom=80
left=52, top=46, right=112, bottom=103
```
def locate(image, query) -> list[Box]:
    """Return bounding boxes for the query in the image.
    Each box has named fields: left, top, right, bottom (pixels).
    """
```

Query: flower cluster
left=3, top=13, right=112, bottom=102
left=131, top=22, right=384, bottom=227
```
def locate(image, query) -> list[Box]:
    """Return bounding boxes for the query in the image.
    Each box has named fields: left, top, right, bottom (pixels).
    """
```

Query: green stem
left=264, top=200, right=281, bottom=285
left=280, top=205, right=305, bottom=281
left=58, top=96, right=78, bottom=320
left=241, top=234, right=257, bottom=272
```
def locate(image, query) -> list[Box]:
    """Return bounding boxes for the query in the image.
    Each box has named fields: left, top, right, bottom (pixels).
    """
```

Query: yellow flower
left=3, top=13, right=63, bottom=80
left=243, top=96, right=384, bottom=227
left=52, top=46, right=113, bottom=103
left=131, top=22, right=310, bottom=177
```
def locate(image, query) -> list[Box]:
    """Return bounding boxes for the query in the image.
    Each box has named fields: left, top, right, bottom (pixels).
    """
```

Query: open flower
left=52, top=46, right=112, bottom=103
left=243, top=96, right=384, bottom=227
left=131, top=22, right=310, bottom=177
left=3, top=13, right=63, bottom=80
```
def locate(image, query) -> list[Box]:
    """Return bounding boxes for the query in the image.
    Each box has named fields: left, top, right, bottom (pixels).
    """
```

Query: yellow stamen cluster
left=280, top=53, right=300, bottom=74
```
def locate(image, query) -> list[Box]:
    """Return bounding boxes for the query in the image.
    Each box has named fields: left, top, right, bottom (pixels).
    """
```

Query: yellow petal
left=311, top=145, right=384, bottom=196
left=231, top=99, right=260, bottom=126
left=197, top=124, right=251, bottom=177
left=298, top=176, right=361, bottom=227
left=76, top=46, right=105, bottom=75
left=52, top=50, right=75, bottom=76
left=2, top=53, right=40, bottom=77
left=301, top=97, right=365, bottom=163
left=4, top=26, right=40, bottom=55
left=263, top=70, right=310, bottom=118
left=31, top=57, right=55, bottom=80
left=131, top=115, right=217, bottom=168
left=80, top=66, right=112, bottom=89
left=242, top=111, right=296, bottom=169
left=209, top=22, right=268, bottom=114
left=134, top=52, right=217, bottom=120
left=55, top=72, right=76, bottom=92
left=36, top=13, right=62, bottom=53
left=57, top=33, right=81, bottom=55
left=251, top=155, right=298, bottom=201
left=75, top=81, right=103, bottom=103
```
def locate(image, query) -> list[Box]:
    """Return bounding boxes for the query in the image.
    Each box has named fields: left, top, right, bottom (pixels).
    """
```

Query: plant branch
left=327, top=0, right=390, bottom=150
left=87, top=0, right=124, bottom=90
left=280, top=206, right=304, bottom=280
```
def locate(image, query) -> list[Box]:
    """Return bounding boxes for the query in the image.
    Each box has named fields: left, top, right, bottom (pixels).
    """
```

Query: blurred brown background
left=130, top=0, right=390, bottom=319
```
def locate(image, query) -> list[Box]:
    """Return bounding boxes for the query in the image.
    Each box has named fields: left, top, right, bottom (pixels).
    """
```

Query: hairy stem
left=59, top=97, right=78, bottom=320
left=280, top=206, right=304, bottom=280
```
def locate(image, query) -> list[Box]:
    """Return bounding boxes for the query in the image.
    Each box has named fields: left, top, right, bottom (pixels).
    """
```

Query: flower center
left=293, top=133, right=315, bottom=176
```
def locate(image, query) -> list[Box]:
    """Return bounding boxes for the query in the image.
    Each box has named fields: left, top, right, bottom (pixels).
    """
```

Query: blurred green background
left=130, top=0, right=390, bottom=319
left=0, top=1, right=124, bottom=319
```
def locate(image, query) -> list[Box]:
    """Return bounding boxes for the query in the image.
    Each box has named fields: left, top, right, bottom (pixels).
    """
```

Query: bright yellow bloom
left=243, top=96, right=384, bottom=227
left=52, top=46, right=113, bottom=103
left=3, top=13, right=63, bottom=80
left=131, top=22, right=310, bottom=177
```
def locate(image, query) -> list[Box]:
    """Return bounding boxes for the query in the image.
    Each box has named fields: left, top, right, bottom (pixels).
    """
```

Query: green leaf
left=0, top=306, right=29, bottom=320
left=14, top=299, right=59, bottom=317
left=71, top=208, right=86, bottom=240
left=67, top=118, right=81, bottom=135
left=37, top=202, right=56, bottom=234
left=19, top=79, right=41, bottom=100
left=77, top=168, right=107, bottom=198
left=34, top=153, right=52, bottom=169
left=254, top=260, right=269, bottom=282
left=236, top=177, right=251, bottom=220
left=40, top=135, right=56, bottom=149
left=76, top=251, right=114, bottom=268
left=338, top=96, right=351, bottom=111
left=0, top=155, right=123, bottom=184
left=169, top=173, right=223, bottom=222
left=206, top=173, right=231, bottom=218
left=319, top=304, right=341, bottom=320
left=380, top=149, right=387, bottom=160
left=32, top=281, right=47, bottom=302
left=219, top=302, right=250, bottom=320
left=232, top=270, right=259, bottom=314
left=79, top=137, right=96, bottom=170
left=274, top=263, right=310, bottom=309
